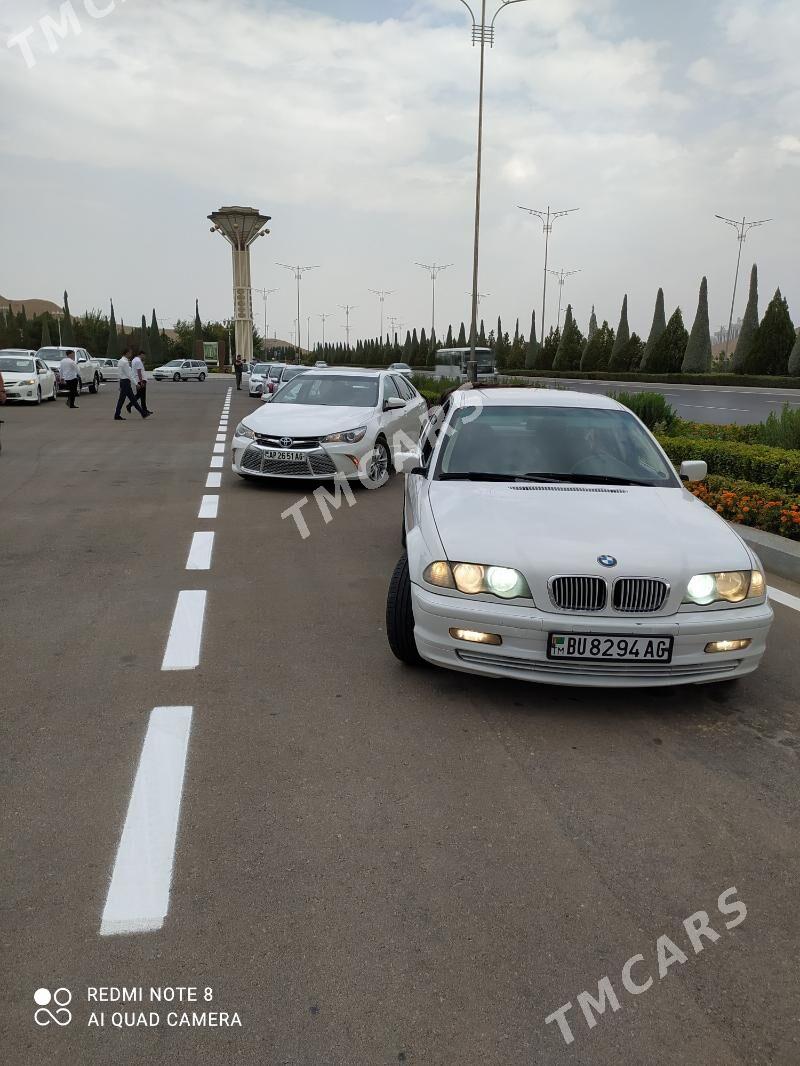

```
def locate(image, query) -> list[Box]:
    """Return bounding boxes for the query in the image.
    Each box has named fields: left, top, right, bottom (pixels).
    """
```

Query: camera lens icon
left=34, top=988, right=72, bottom=1027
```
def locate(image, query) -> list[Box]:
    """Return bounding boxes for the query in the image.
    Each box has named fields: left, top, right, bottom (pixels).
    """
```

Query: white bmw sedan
left=386, top=388, right=773, bottom=688
left=232, top=369, right=427, bottom=486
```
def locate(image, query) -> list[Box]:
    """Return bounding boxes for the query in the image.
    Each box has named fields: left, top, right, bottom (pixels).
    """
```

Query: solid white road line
left=99, top=706, right=193, bottom=936
left=210, top=455, right=224, bottom=468
left=186, top=532, right=215, bottom=570
left=205, top=472, right=222, bottom=489
left=768, top=587, right=800, bottom=613
left=198, top=495, right=219, bottom=519
left=161, top=590, right=207, bottom=671
left=213, top=443, right=225, bottom=454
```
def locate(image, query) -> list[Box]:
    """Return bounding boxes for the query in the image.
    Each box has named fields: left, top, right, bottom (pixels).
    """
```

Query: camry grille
left=255, top=434, right=320, bottom=450
left=613, top=578, right=668, bottom=613
left=550, top=576, right=607, bottom=612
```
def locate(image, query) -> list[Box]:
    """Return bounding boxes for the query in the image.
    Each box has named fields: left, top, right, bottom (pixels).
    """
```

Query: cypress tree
left=682, top=277, right=712, bottom=373
left=410, top=328, right=420, bottom=364
left=609, top=333, right=645, bottom=372
left=403, top=331, right=412, bottom=360
left=41, top=314, right=52, bottom=348
left=732, top=264, right=759, bottom=372
left=419, top=327, right=429, bottom=366
left=445, top=324, right=453, bottom=348
left=525, top=310, right=540, bottom=369
left=193, top=299, right=203, bottom=359
left=788, top=330, right=800, bottom=377
left=580, top=321, right=615, bottom=371
left=478, top=319, right=486, bottom=347
left=610, top=295, right=629, bottom=364
left=149, top=309, right=162, bottom=364
left=494, top=316, right=509, bottom=368
left=62, top=290, right=76, bottom=345
left=587, top=306, right=598, bottom=344
left=534, top=327, right=560, bottom=371
left=641, top=288, right=667, bottom=369
left=456, top=322, right=467, bottom=347
left=552, top=305, right=584, bottom=370
left=106, top=301, right=119, bottom=359
left=139, top=314, right=151, bottom=360
left=743, top=289, right=795, bottom=375
left=647, top=308, right=688, bottom=373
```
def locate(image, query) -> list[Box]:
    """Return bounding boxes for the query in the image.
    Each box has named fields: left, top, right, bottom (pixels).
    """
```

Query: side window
left=420, top=400, right=450, bottom=466
left=383, top=376, right=402, bottom=402
left=396, top=376, right=415, bottom=400
left=37, top=360, right=46, bottom=372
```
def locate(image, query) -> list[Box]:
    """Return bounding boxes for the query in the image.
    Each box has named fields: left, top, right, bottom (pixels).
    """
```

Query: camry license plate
left=263, top=449, right=306, bottom=463
left=548, top=633, right=673, bottom=662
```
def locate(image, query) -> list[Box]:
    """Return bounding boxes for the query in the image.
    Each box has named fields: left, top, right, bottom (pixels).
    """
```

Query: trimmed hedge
left=500, top=369, right=800, bottom=389
left=690, top=476, right=800, bottom=541
left=657, top=435, right=800, bottom=492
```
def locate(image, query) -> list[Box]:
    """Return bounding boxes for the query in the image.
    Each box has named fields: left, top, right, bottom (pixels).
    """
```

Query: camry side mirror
left=680, top=460, right=707, bottom=483
left=383, top=396, right=406, bottom=411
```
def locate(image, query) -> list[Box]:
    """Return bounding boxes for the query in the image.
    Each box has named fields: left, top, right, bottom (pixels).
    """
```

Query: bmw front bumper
left=411, top=584, right=774, bottom=688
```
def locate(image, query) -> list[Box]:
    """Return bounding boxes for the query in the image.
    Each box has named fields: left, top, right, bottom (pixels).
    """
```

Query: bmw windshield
left=435, top=405, right=679, bottom=487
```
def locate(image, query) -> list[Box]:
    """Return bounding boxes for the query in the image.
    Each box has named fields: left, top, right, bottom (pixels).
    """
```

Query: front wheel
left=36, top=387, right=42, bottom=405
left=89, top=374, right=99, bottom=394
left=363, top=438, right=391, bottom=488
left=198, top=372, right=206, bottom=381
left=386, top=553, right=424, bottom=666
left=49, top=383, right=57, bottom=401
left=173, top=373, right=181, bottom=382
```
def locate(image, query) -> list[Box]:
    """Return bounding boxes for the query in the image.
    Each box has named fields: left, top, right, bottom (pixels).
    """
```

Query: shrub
left=612, top=390, right=677, bottom=430
left=665, top=405, right=800, bottom=449
left=689, top=477, right=800, bottom=541
left=657, top=435, right=800, bottom=492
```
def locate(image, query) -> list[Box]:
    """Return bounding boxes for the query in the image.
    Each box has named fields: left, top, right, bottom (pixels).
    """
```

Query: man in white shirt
left=127, top=349, right=153, bottom=416
left=59, top=350, right=80, bottom=409
left=115, top=347, right=148, bottom=420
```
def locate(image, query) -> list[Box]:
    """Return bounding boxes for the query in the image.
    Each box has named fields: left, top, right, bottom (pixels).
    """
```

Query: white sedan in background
left=96, top=357, right=121, bottom=382
left=233, top=369, right=427, bottom=486
left=387, top=387, right=773, bottom=688
left=248, top=362, right=280, bottom=397
left=0, top=350, right=58, bottom=403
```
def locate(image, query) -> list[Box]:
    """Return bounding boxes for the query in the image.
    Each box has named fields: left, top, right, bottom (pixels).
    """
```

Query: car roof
left=1, top=348, right=35, bottom=354
left=449, top=386, right=625, bottom=411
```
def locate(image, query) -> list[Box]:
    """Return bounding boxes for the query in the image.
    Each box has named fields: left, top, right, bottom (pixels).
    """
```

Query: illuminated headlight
left=235, top=421, right=256, bottom=439
left=423, top=561, right=531, bottom=600
left=683, top=570, right=763, bottom=606
left=321, top=426, right=367, bottom=444
left=18, top=379, right=36, bottom=386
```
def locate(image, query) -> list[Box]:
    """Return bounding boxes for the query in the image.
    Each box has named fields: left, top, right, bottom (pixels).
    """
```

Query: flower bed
left=688, top=476, right=800, bottom=541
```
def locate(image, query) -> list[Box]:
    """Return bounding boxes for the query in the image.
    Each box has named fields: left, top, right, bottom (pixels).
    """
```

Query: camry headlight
left=321, top=426, right=367, bottom=444
left=683, top=570, right=764, bottom=606
left=18, top=378, right=36, bottom=386
left=235, top=421, right=256, bottom=439
left=423, top=560, right=531, bottom=600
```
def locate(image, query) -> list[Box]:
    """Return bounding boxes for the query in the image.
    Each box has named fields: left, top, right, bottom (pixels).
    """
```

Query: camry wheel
left=386, top=553, right=424, bottom=666
left=365, top=438, right=390, bottom=487
left=173, top=372, right=181, bottom=382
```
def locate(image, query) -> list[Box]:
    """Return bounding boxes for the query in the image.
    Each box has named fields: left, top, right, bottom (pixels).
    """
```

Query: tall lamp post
left=340, top=304, right=357, bottom=349
left=318, top=312, right=332, bottom=349
left=369, top=289, right=394, bottom=340
left=277, top=263, right=319, bottom=358
left=415, top=263, right=452, bottom=340
left=548, top=268, right=580, bottom=330
left=715, top=214, right=772, bottom=355
left=251, top=286, right=278, bottom=351
left=518, top=205, right=579, bottom=343
left=457, top=0, right=530, bottom=382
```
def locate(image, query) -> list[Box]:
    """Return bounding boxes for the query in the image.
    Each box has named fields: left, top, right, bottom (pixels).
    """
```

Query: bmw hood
left=242, top=404, right=371, bottom=436
left=427, top=482, right=752, bottom=580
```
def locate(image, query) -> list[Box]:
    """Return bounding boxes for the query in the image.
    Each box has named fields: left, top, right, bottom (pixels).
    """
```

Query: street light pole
left=277, top=263, right=319, bottom=358
left=339, top=304, right=357, bottom=349
left=415, top=264, right=452, bottom=340
left=715, top=214, right=772, bottom=355
left=457, top=0, right=530, bottom=381
left=251, top=286, right=278, bottom=351
left=318, top=312, right=331, bottom=349
left=368, top=289, right=394, bottom=341
left=518, top=205, right=579, bottom=343
left=547, top=268, right=580, bottom=329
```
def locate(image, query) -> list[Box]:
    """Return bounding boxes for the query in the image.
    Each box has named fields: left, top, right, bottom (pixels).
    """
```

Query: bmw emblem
left=279, top=437, right=293, bottom=449
left=598, top=555, right=618, bottom=568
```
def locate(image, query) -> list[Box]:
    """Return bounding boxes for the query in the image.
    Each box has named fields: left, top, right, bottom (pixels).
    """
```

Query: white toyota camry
left=386, top=387, right=773, bottom=688
left=232, top=369, right=428, bottom=486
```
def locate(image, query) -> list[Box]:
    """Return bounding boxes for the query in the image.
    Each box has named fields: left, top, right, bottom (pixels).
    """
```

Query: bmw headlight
left=321, top=426, right=367, bottom=444
left=235, top=421, right=256, bottom=439
left=683, top=570, right=764, bottom=606
left=423, top=561, right=531, bottom=600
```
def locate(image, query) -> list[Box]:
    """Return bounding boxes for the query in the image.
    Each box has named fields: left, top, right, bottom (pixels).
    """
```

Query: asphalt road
left=2, top=376, right=799, bottom=1065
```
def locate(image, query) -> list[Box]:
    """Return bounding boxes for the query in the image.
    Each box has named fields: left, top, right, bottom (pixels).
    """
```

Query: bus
left=434, top=347, right=496, bottom=381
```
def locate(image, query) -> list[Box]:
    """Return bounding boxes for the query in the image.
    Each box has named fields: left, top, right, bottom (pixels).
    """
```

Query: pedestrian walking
left=128, top=350, right=153, bottom=415
left=59, top=349, right=80, bottom=408
left=115, top=348, right=149, bottom=420
left=234, top=354, right=243, bottom=390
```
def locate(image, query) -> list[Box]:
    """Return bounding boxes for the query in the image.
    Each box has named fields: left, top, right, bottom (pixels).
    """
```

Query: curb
left=732, top=523, right=800, bottom=583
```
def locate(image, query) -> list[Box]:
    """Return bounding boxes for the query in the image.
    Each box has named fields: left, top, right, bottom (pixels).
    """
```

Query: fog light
left=449, top=628, right=502, bottom=646
left=705, top=639, right=752, bottom=653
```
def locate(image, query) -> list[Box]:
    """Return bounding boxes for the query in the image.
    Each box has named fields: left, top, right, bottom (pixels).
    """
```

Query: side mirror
left=394, top=447, right=422, bottom=472
left=680, top=460, right=707, bottom=483
left=383, top=396, right=406, bottom=412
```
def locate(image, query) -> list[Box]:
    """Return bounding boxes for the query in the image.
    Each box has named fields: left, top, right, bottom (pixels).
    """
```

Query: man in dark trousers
left=59, top=349, right=80, bottom=408
left=234, top=354, right=243, bottom=390
left=128, top=349, right=153, bottom=415
left=115, top=348, right=148, bottom=420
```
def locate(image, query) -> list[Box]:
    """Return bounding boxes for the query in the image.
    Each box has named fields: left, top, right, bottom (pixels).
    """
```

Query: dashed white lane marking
left=161, top=590, right=207, bottom=671
left=198, top=495, right=219, bottom=519
left=215, top=434, right=227, bottom=443
left=186, top=532, right=215, bottom=570
left=677, top=404, right=751, bottom=413
left=212, top=443, right=225, bottom=455
left=769, top=587, right=800, bottom=613
left=99, top=706, right=193, bottom=936
left=206, top=472, right=222, bottom=489
left=209, top=455, right=224, bottom=468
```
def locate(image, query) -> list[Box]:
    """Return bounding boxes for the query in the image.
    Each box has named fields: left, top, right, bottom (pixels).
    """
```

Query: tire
left=89, top=374, right=99, bottom=394
left=364, top=437, right=391, bottom=488
left=49, top=383, right=57, bottom=401
left=198, top=372, right=206, bottom=381
left=173, top=373, right=181, bottom=382
left=401, top=512, right=407, bottom=548
left=386, top=553, right=424, bottom=666
left=36, top=387, right=42, bottom=405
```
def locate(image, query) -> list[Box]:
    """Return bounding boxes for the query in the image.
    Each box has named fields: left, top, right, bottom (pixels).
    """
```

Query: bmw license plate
left=262, top=449, right=305, bottom=463
left=547, top=633, right=673, bottom=662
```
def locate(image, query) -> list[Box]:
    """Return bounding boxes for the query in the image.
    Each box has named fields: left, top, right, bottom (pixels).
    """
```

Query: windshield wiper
left=524, top=472, right=653, bottom=487
left=438, top=472, right=523, bottom=482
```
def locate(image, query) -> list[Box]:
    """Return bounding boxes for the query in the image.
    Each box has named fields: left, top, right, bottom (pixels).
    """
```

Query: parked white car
left=260, top=363, right=309, bottom=398
left=0, top=350, right=58, bottom=403
left=96, top=357, right=121, bottom=382
left=388, top=361, right=413, bottom=377
left=38, top=346, right=102, bottom=393
left=153, top=359, right=208, bottom=381
left=248, top=362, right=281, bottom=397
left=386, top=387, right=773, bottom=688
left=233, top=369, right=427, bottom=485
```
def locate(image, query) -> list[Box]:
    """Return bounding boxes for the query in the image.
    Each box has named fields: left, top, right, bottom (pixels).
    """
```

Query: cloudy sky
left=1, top=0, right=798, bottom=347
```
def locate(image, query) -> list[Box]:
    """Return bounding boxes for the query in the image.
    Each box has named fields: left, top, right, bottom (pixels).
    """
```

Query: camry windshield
left=0, top=356, right=35, bottom=372
left=272, top=375, right=379, bottom=408
left=252, top=364, right=272, bottom=375
left=435, top=405, right=679, bottom=487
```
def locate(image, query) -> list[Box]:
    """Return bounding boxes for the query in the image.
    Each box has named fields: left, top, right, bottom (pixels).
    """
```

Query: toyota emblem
left=279, top=437, right=293, bottom=449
